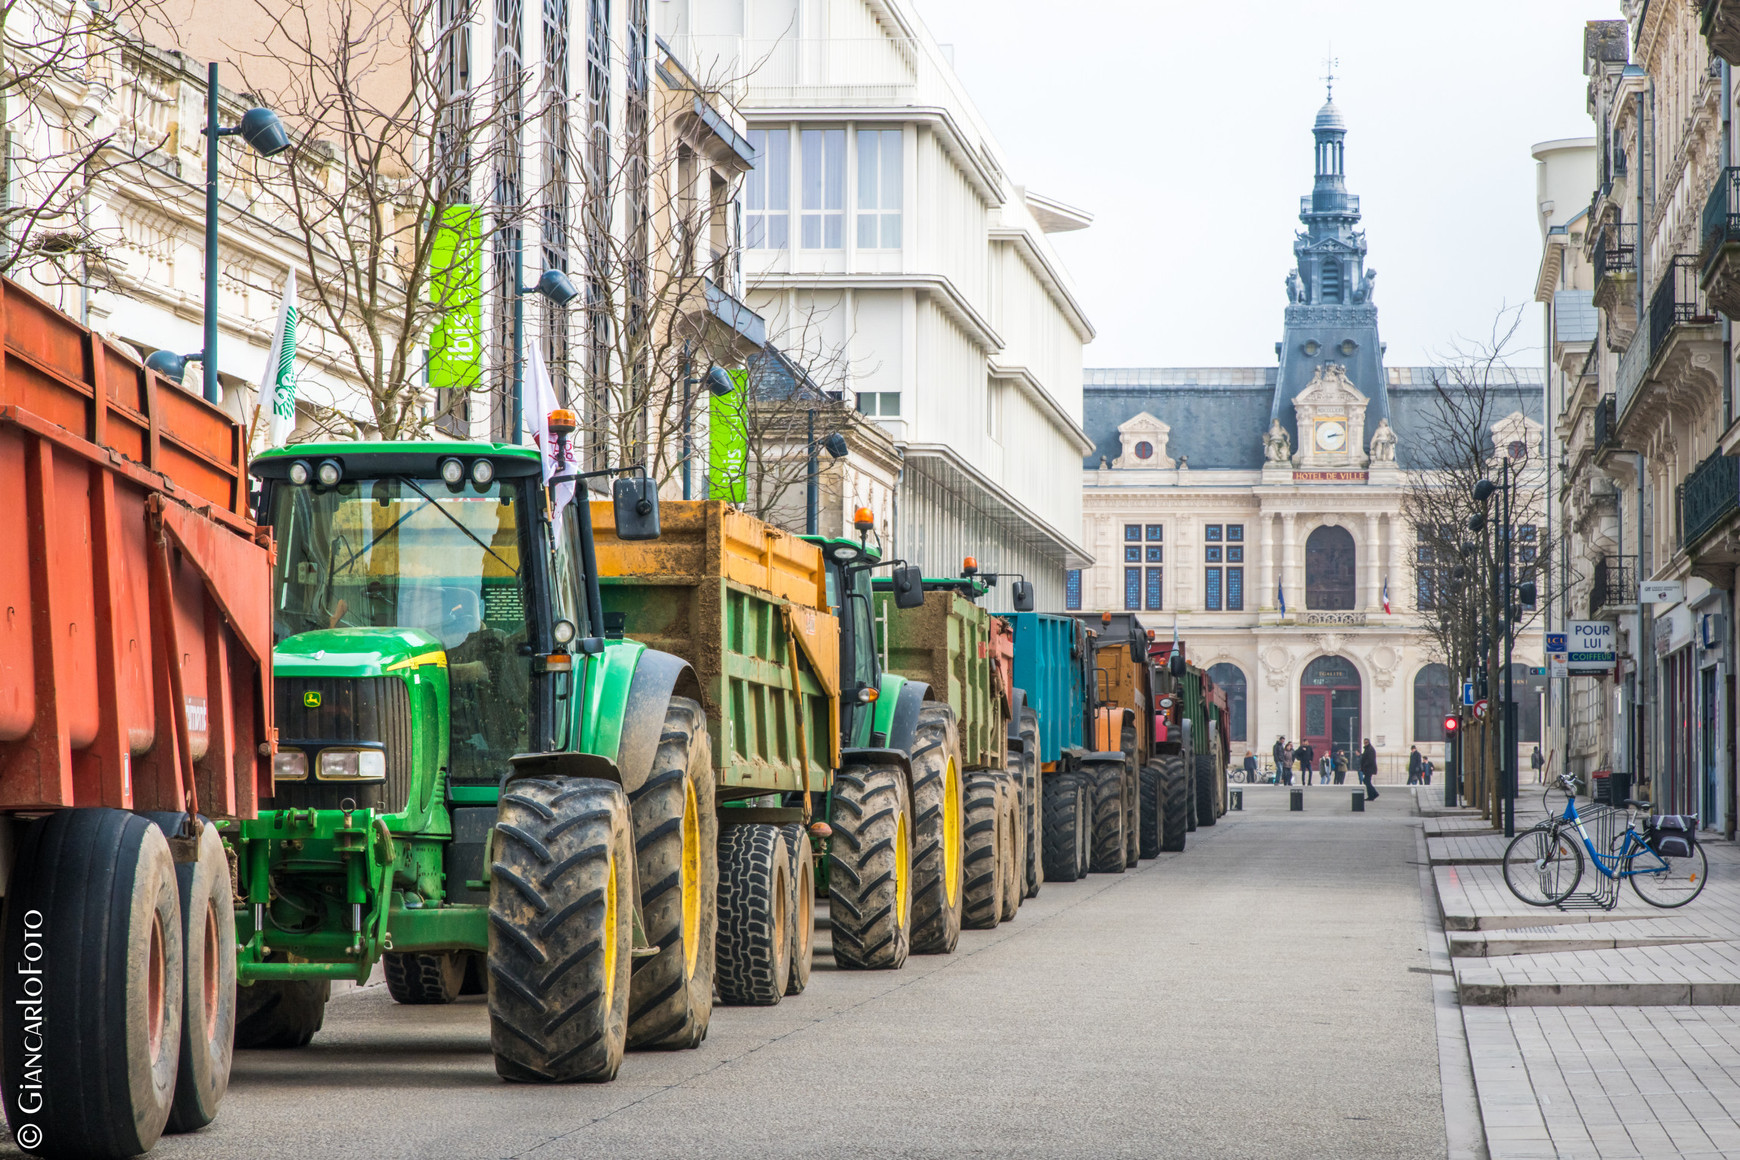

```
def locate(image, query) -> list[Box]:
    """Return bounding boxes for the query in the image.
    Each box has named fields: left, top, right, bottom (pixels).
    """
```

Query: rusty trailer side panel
left=591, top=499, right=839, bottom=796
left=0, top=276, right=272, bottom=817
left=873, top=588, right=1008, bottom=770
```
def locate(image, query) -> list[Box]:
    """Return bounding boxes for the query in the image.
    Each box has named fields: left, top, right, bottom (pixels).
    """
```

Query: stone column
left=1259, top=512, right=1274, bottom=612
left=1281, top=513, right=1297, bottom=615
left=1364, top=512, right=1381, bottom=611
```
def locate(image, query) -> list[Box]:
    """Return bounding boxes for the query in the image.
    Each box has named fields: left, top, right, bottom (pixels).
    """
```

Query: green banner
left=708, top=368, right=748, bottom=502
left=429, top=205, right=483, bottom=394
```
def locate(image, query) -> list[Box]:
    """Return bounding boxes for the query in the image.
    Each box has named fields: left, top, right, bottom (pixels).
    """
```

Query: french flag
left=1382, top=576, right=1391, bottom=615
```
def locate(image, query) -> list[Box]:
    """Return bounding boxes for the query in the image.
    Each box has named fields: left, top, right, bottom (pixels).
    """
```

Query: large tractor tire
left=1185, top=752, right=1199, bottom=833
left=715, top=824, right=793, bottom=1005
left=234, top=976, right=329, bottom=1049
left=909, top=704, right=966, bottom=955
left=384, top=952, right=465, bottom=1005
left=780, top=823, right=815, bottom=996
left=998, top=775, right=1022, bottom=923
left=961, top=773, right=1004, bottom=929
left=2, top=809, right=184, bottom=1158
left=488, top=777, right=634, bottom=1082
left=627, top=698, right=717, bottom=1047
left=1121, top=725, right=1140, bottom=867
left=1159, top=754, right=1189, bottom=853
left=1020, top=710, right=1041, bottom=898
left=1138, top=761, right=1164, bottom=859
left=1042, top=771, right=1089, bottom=882
left=829, top=762, right=914, bottom=970
left=1084, top=758, right=1128, bottom=874
left=1195, top=754, right=1219, bottom=828
left=142, top=814, right=237, bottom=1134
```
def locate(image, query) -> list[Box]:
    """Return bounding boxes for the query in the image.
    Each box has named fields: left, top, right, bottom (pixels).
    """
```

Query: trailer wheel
left=488, top=777, right=633, bottom=1082
left=780, top=824, right=815, bottom=995
left=234, top=975, right=329, bottom=1048
left=1020, top=710, right=1041, bottom=898
left=1185, top=751, right=1199, bottom=833
left=828, top=762, right=913, bottom=970
left=1138, top=761, right=1163, bottom=859
left=1121, top=726, right=1140, bottom=867
left=715, top=824, right=792, bottom=1005
left=961, top=773, right=1003, bottom=929
left=3, top=809, right=183, bottom=1158
left=1084, top=758, right=1127, bottom=874
left=997, top=775, right=1022, bottom=923
left=627, top=698, right=717, bottom=1048
left=141, top=814, right=237, bottom=1134
left=1042, top=771, right=1087, bottom=882
left=908, top=704, right=965, bottom=955
left=384, top=952, right=465, bottom=1005
left=1160, top=755, right=1188, bottom=853
left=1195, top=754, right=1219, bottom=828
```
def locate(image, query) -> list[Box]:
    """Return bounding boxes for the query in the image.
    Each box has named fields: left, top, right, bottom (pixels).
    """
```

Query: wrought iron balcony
left=1704, top=0, right=1740, bottom=66
left=1590, top=555, right=1637, bottom=616
left=1680, top=452, right=1740, bottom=548
left=1593, top=394, right=1618, bottom=450
left=1592, top=223, right=1639, bottom=349
left=1703, top=167, right=1740, bottom=320
left=1648, top=254, right=1718, bottom=362
left=1593, top=221, right=1637, bottom=294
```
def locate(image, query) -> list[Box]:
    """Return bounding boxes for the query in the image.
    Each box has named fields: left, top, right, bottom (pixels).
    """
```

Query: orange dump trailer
left=0, top=277, right=272, bottom=1157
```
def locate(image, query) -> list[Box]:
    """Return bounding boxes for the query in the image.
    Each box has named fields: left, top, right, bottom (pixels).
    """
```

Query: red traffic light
left=1443, top=715, right=1460, bottom=734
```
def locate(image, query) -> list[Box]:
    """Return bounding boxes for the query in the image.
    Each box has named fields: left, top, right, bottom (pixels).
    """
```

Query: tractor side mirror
left=1011, top=579, right=1035, bottom=612
left=1168, top=651, right=1186, bottom=679
left=891, top=564, right=925, bottom=609
left=612, top=476, right=660, bottom=541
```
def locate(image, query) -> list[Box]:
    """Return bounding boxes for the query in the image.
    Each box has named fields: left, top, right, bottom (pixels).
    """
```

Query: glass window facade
left=1065, top=569, right=1082, bottom=610
left=1124, top=567, right=1141, bottom=610
left=855, top=128, right=902, bottom=248
left=1145, top=567, right=1163, bottom=610
left=800, top=128, right=845, bottom=248
left=745, top=128, right=789, bottom=249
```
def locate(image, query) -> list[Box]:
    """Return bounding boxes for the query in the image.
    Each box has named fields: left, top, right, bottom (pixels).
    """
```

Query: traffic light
left=1443, top=714, right=1460, bottom=735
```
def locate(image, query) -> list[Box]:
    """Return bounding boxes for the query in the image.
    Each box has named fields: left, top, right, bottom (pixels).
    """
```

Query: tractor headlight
left=317, top=748, right=387, bottom=781
left=470, top=458, right=495, bottom=486
left=273, top=750, right=309, bottom=780
left=439, top=457, right=465, bottom=485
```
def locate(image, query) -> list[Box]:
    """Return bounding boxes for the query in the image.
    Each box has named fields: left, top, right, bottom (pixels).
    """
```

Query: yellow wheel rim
left=681, top=775, right=701, bottom=978
left=942, top=757, right=961, bottom=906
left=895, top=799, right=911, bottom=926
left=603, top=854, right=619, bottom=1013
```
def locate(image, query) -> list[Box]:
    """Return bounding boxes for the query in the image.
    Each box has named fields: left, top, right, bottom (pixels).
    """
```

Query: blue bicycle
left=1501, top=773, right=1708, bottom=908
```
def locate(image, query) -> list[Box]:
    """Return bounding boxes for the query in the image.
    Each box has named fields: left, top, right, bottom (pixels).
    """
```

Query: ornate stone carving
left=1112, top=411, right=1175, bottom=469
left=1370, top=418, right=1397, bottom=462
left=1264, top=419, right=1292, bottom=463
left=1291, top=363, right=1371, bottom=470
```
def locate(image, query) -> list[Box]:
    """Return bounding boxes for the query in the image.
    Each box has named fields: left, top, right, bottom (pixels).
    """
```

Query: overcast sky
left=914, top=0, right=1603, bottom=371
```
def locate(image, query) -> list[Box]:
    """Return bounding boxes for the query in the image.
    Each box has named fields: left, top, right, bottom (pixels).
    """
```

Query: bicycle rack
left=1554, top=804, right=1625, bottom=911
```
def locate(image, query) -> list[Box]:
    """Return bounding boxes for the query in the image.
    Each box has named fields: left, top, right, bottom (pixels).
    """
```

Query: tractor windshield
left=270, top=475, right=532, bottom=783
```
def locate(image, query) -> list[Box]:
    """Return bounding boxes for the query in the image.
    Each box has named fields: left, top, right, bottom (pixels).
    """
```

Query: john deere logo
left=303, top=691, right=321, bottom=708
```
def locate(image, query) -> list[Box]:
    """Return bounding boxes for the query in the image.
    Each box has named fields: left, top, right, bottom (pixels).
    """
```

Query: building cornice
left=988, top=226, right=1095, bottom=341
left=903, top=441, right=1093, bottom=568
left=987, top=359, right=1094, bottom=453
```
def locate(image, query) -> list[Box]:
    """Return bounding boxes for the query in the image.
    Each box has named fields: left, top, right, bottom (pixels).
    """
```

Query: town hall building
left=1076, top=94, right=1545, bottom=775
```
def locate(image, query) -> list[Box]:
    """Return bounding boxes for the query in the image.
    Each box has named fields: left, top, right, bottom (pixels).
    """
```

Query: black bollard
left=1289, top=788, right=1303, bottom=811
left=1351, top=792, right=1365, bottom=813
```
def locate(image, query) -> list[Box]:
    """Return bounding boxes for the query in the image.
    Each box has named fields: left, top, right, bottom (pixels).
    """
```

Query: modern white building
left=658, top=0, right=1096, bottom=607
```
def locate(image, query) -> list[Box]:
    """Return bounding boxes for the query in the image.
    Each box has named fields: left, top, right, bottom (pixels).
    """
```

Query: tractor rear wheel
left=488, top=777, right=634, bottom=1082
left=1121, top=726, right=1140, bottom=868
left=715, top=824, right=793, bottom=1005
left=1085, top=758, right=1127, bottom=874
left=1160, top=755, right=1188, bottom=853
left=908, top=705, right=965, bottom=955
left=1195, top=754, right=1219, bottom=828
left=3, top=809, right=184, bottom=1158
left=627, top=698, right=717, bottom=1048
left=1020, top=710, right=1041, bottom=898
left=962, top=773, right=1004, bottom=928
left=780, top=824, right=815, bottom=995
left=1138, top=761, right=1163, bottom=859
left=998, top=775, right=1022, bottom=923
left=828, top=763, right=913, bottom=970
left=234, top=976, right=328, bottom=1048
left=1185, top=752, right=1199, bottom=833
left=384, top=952, right=465, bottom=1005
left=1042, top=771, right=1088, bottom=882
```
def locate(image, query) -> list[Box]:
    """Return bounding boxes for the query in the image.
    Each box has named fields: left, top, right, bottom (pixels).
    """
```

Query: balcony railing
left=1591, top=555, right=1637, bottom=615
left=1648, top=254, right=1718, bottom=360
left=1702, top=168, right=1740, bottom=263
left=1679, top=452, right=1740, bottom=548
left=1594, top=394, right=1617, bottom=448
left=1593, top=222, right=1638, bottom=299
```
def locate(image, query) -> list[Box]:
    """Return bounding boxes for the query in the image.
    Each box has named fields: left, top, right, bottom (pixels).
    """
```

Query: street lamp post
left=804, top=411, right=849, bottom=536
left=1471, top=448, right=1527, bottom=838
left=508, top=262, right=578, bottom=443
left=681, top=359, right=736, bottom=498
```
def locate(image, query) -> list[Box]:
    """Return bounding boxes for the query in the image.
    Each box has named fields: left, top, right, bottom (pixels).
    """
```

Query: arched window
left=1300, top=655, right=1361, bottom=758
left=1305, top=525, right=1356, bottom=610
left=1413, top=664, right=1452, bottom=742
left=1208, top=663, right=1248, bottom=743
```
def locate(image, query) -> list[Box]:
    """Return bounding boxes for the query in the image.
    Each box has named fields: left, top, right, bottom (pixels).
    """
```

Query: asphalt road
left=21, top=785, right=1448, bottom=1160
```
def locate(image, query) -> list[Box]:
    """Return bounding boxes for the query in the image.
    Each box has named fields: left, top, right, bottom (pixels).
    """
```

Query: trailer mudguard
left=1083, top=751, right=1127, bottom=763
left=876, top=677, right=929, bottom=752
left=610, top=646, right=703, bottom=794
left=840, top=746, right=913, bottom=779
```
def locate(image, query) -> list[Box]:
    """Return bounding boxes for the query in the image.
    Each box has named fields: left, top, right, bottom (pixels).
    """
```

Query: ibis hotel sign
left=1567, top=620, right=1616, bottom=674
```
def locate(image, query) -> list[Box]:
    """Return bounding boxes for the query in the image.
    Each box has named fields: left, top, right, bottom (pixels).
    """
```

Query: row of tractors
left=0, top=278, right=1227, bottom=1157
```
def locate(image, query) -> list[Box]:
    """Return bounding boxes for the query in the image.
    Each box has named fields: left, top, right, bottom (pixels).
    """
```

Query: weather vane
left=1322, top=49, right=1339, bottom=101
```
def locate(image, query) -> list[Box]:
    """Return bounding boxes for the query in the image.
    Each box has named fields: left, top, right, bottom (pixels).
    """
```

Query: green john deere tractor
left=230, top=439, right=711, bottom=1082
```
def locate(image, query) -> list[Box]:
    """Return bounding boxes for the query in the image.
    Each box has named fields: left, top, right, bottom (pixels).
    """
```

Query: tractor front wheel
left=908, top=705, right=965, bottom=955
left=1195, top=755, right=1219, bottom=828
left=1138, top=761, right=1163, bottom=859
left=1085, top=758, right=1128, bottom=874
left=384, top=952, right=465, bottom=1005
left=829, top=763, right=914, bottom=970
left=1042, top=772, right=1088, bottom=882
left=488, top=777, right=634, bottom=1082
left=997, top=774, right=1022, bottom=923
left=1021, top=710, right=1041, bottom=897
left=1159, top=755, right=1189, bottom=853
left=962, top=773, right=1004, bottom=929
left=715, top=824, right=793, bottom=1005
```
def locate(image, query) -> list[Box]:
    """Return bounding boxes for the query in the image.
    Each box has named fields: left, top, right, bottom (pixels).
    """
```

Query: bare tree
left=1403, top=306, right=1546, bottom=819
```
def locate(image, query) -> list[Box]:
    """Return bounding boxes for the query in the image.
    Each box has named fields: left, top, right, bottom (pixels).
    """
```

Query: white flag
left=263, top=268, right=299, bottom=446
left=524, top=343, right=575, bottom=507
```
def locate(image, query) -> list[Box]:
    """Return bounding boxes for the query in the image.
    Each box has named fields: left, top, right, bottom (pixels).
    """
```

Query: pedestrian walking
left=1294, top=741, right=1313, bottom=786
left=1422, top=757, right=1433, bottom=785
left=1273, top=736, right=1289, bottom=785
left=1531, top=745, right=1545, bottom=784
left=1243, top=751, right=1257, bottom=783
left=1319, top=753, right=1332, bottom=783
left=1359, top=738, right=1379, bottom=801
left=1332, top=748, right=1348, bottom=784
left=1407, top=745, right=1422, bottom=785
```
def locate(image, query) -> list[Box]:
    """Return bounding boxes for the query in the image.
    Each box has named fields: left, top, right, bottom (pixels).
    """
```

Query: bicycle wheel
left=1628, top=842, right=1709, bottom=908
left=1502, top=826, right=1584, bottom=906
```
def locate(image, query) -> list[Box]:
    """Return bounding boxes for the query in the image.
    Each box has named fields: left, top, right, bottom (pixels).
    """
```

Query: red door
left=1302, top=688, right=1332, bottom=758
